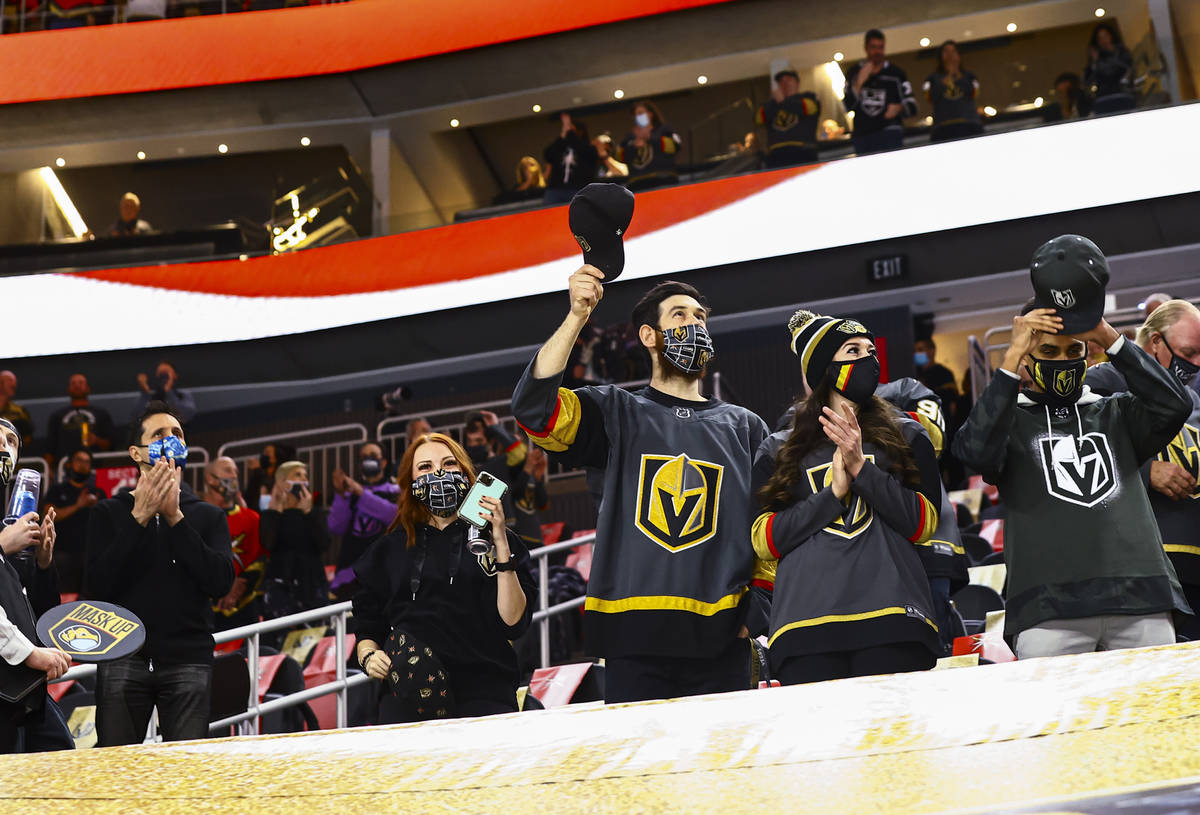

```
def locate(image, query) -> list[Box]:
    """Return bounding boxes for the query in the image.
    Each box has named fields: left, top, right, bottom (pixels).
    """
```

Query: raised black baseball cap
left=1029, top=234, right=1110, bottom=334
left=568, top=183, right=635, bottom=281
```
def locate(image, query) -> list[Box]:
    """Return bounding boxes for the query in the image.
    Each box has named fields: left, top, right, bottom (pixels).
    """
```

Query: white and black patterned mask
left=661, top=324, right=716, bottom=375
left=411, top=470, right=469, bottom=517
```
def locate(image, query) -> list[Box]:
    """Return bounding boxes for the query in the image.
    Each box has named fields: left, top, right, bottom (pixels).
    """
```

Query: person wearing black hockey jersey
left=756, top=69, right=821, bottom=167
left=773, top=377, right=968, bottom=655
left=1084, top=299, right=1200, bottom=641
left=952, top=235, right=1191, bottom=659
left=512, top=271, right=772, bottom=703
left=753, top=311, right=942, bottom=684
left=844, top=29, right=917, bottom=155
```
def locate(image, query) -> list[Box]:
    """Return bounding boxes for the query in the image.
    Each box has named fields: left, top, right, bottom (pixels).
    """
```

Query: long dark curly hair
left=758, top=379, right=921, bottom=511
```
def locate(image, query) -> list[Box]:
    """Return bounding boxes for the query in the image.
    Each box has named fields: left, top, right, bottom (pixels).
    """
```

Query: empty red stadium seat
left=528, top=663, right=593, bottom=708
left=979, top=520, right=1005, bottom=553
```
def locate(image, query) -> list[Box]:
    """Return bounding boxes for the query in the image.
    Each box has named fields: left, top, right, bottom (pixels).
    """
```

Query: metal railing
left=53, top=601, right=365, bottom=739
left=217, top=424, right=367, bottom=508
left=59, top=447, right=211, bottom=493
left=49, top=530, right=596, bottom=742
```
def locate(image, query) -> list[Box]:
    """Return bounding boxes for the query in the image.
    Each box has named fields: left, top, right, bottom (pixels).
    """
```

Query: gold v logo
left=1163, top=422, right=1200, bottom=498
left=805, top=455, right=875, bottom=539
left=634, top=453, right=723, bottom=552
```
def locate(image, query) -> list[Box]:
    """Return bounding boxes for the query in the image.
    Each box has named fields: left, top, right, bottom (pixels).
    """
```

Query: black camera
left=376, top=385, right=413, bottom=414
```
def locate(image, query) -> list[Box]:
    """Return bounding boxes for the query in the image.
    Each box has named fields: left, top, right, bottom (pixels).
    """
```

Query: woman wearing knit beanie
left=749, top=309, right=945, bottom=684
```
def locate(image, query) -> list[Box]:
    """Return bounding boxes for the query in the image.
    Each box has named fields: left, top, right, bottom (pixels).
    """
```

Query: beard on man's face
left=651, top=331, right=705, bottom=384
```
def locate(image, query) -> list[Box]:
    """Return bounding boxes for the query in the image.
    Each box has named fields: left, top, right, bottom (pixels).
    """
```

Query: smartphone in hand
left=459, top=472, right=508, bottom=529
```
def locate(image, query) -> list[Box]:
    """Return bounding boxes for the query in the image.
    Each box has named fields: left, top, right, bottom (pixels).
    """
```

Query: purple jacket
left=328, top=480, right=401, bottom=541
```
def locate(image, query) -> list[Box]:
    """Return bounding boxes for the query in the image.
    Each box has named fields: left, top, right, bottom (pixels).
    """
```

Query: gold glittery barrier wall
left=3, top=642, right=1200, bottom=815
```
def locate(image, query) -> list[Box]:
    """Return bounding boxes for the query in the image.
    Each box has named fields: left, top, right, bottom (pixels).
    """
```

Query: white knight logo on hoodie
left=1038, top=432, right=1117, bottom=507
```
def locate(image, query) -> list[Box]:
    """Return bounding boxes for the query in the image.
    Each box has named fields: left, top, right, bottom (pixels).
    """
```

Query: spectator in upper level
left=820, top=119, right=846, bottom=141
left=329, top=442, right=400, bottom=571
left=592, top=134, right=629, bottom=179
left=1044, top=72, right=1092, bottom=122
left=43, top=448, right=106, bottom=596
left=844, top=29, right=917, bottom=155
left=924, top=41, right=983, bottom=143
left=0, top=371, right=33, bottom=448
left=123, top=0, right=166, bottom=23
left=405, top=418, right=432, bottom=449
left=491, top=156, right=546, bottom=206
left=46, top=374, right=113, bottom=468
left=756, top=68, right=821, bottom=167
left=132, top=360, right=196, bottom=426
left=109, top=193, right=154, bottom=238
left=260, top=461, right=329, bottom=620
left=544, top=113, right=599, bottom=206
left=618, top=100, right=682, bottom=191
left=1086, top=22, right=1135, bottom=114
left=45, top=0, right=104, bottom=29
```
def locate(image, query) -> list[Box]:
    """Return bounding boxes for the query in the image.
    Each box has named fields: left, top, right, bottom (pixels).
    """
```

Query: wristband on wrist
left=359, top=649, right=377, bottom=670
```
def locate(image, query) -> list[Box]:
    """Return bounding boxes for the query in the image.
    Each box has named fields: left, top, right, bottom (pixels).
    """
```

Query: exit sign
left=869, top=255, right=908, bottom=283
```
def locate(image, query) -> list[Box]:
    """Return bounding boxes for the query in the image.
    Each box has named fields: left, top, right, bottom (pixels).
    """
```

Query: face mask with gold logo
left=1027, top=356, right=1087, bottom=406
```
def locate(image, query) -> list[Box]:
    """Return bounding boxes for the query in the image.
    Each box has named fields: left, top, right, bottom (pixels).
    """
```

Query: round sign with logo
left=36, top=600, right=145, bottom=663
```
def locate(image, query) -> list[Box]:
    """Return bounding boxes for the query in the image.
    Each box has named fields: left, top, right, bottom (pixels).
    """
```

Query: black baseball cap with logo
left=568, top=183, right=635, bottom=281
left=1029, top=234, right=1110, bottom=334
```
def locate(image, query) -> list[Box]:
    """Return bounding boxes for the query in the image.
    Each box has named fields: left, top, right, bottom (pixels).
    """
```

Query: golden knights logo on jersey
left=1039, top=432, right=1117, bottom=508
left=805, top=455, right=876, bottom=539
left=1161, top=422, right=1200, bottom=499
left=634, top=453, right=723, bottom=552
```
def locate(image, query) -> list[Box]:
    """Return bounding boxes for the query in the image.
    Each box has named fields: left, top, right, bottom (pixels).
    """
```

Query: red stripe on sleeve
left=908, top=495, right=927, bottom=542
left=517, top=395, right=561, bottom=438
left=766, top=513, right=781, bottom=559
left=505, top=439, right=521, bottom=452
left=751, top=578, right=775, bottom=592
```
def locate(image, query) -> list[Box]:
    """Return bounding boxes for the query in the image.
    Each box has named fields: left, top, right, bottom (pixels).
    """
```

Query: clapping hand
left=820, top=403, right=865, bottom=477
left=36, top=507, right=56, bottom=569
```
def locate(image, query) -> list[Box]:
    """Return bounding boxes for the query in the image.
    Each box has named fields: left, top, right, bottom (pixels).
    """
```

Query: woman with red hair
left=352, top=432, right=536, bottom=723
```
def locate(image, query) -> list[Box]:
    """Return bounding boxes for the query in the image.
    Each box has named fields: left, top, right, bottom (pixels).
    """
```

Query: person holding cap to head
left=85, top=400, right=234, bottom=746
left=953, top=235, right=1192, bottom=659
left=752, top=311, right=943, bottom=684
left=512, top=183, right=773, bottom=704
left=1083, top=299, right=1200, bottom=641
left=756, top=68, right=821, bottom=167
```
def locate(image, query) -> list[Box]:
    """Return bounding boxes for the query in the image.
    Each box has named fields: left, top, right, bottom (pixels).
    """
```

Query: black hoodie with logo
left=951, top=337, right=1192, bottom=636
left=85, top=484, right=234, bottom=665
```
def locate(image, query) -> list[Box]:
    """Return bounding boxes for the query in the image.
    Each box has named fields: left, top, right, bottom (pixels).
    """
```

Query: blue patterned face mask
left=661, top=324, right=716, bottom=375
left=411, top=470, right=469, bottom=518
left=147, top=435, right=188, bottom=467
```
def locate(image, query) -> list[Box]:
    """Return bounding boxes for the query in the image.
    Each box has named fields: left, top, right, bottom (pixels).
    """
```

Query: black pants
left=929, top=577, right=954, bottom=655
left=775, top=642, right=935, bottom=685
left=97, top=656, right=212, bottom=746
left=1175, top=582, right=1200, bottom=642
left=604, top=637, right=751, bottom=704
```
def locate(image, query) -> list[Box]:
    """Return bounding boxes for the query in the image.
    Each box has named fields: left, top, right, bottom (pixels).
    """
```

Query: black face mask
left=360, top=457, right=383, bottom=479
left=1027, top=356, right=1087, bottom=406
left=69, top=470, right=91, bottom=485
left=465, top=444, right=490, bottom=465
left=259, top=453, right=273, bottom=470
left=660, top=324, right=716, bottom=376
left=1162, top=336, right=1199, bottom=386
left=826, top=355, right=881, bottom=404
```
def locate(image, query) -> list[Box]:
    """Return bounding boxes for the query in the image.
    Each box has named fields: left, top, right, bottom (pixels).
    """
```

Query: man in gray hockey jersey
left=512, top=266, right=772, bottom=703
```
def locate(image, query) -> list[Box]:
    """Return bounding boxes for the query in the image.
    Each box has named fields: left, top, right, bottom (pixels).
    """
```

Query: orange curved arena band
left=0, top=0, right=735, bottom=106
left=75, top=163, right=809, bottom=298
